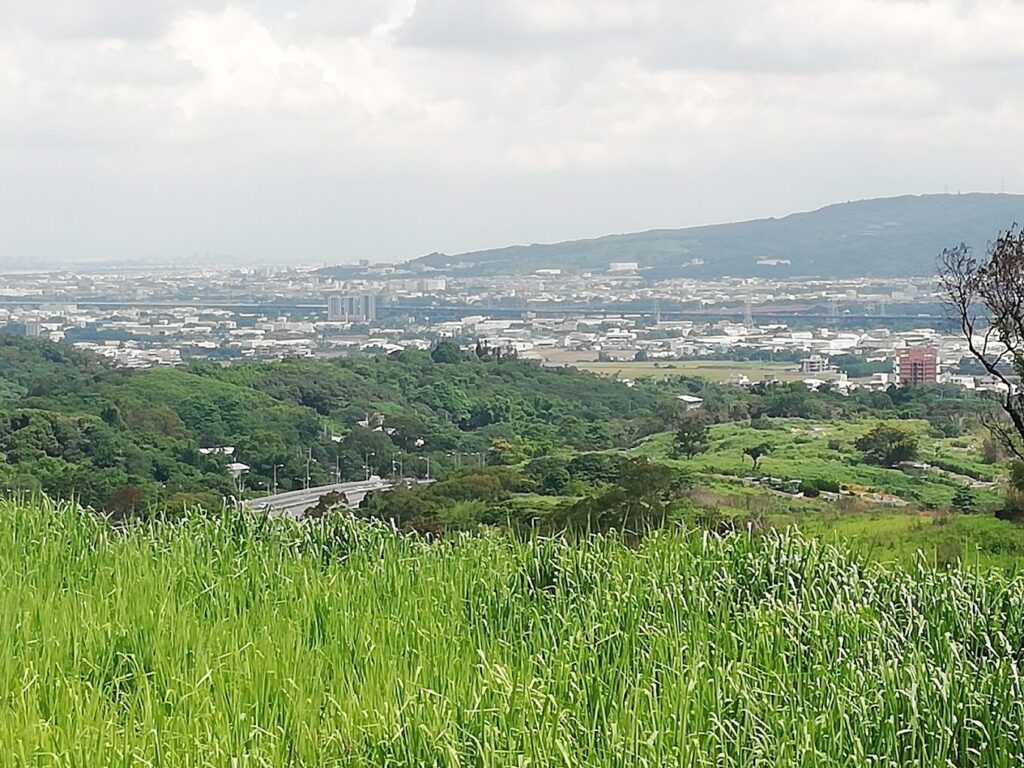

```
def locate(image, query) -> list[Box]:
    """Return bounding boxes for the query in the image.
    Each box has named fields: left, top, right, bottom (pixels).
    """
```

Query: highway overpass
left=244, top=477, right=428, bottom=520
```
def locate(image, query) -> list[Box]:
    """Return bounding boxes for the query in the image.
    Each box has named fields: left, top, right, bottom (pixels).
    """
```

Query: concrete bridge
left=245, top=476, right=429, bottom=520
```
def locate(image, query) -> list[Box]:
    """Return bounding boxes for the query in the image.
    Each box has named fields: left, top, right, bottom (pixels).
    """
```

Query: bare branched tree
left=939, top=228, right=1024, bottom=460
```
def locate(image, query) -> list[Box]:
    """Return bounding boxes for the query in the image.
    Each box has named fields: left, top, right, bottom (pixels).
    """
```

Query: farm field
left=574, top=360, right=806, bottom=382
left=3, top=498, right=1024, bottom=767
left=534, top=350, right=805, bottom=382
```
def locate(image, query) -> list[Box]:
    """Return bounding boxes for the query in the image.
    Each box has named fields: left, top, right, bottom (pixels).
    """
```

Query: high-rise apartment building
left=895, top=347, right=939, bottom=386
left=327, top=294, right=377, bottom=323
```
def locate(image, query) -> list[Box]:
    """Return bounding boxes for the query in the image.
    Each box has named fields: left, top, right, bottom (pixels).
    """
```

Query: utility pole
left=304, top=448, right=312, bottom=490
left=422, top=456, right=431, bottom=480
left=272, top=464, right=283, bottom=495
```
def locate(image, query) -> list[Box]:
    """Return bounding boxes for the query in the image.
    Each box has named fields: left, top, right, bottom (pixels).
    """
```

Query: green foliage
left=856, top=422, right=920, bottom=467
left=750, top=382, right=831, bottom=420
left=952, top=485, right=978, bottom=515
left=523, top=452, right=636, bottom=498
left=743, top=443, right=772, bottom=472
left=359, top=468, right=534, bottom=533
left=999, top=463, right=1024, bottom=522
left=523, top=455, right=573, bottom=495
left=430, top=339, right=468, bottom=364
left=0, top=338, right=668, bottom=510
left=6, top=499, right=1024, bottom=764
left=672, top=415, right=710, bottom=459
left=550, top=459, right=690, bottom=535
left=1011, top=462, right=1024, bottom=493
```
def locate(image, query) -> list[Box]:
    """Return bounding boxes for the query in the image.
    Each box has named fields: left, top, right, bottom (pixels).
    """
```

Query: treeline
left=0, top=337, right=999, bottom=516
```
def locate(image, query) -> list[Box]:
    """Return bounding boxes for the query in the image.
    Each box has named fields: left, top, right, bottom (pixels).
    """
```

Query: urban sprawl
left=0, top=262, right=1015, bottom=398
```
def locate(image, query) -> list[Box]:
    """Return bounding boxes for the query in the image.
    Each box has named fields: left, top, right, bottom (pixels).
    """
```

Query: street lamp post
left=272, top=464, right=284, bottom=495
left=421, top=456, right=431, bottom=480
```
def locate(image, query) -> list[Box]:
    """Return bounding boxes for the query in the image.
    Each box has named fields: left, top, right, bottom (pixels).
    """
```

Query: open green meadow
left=3, top=498, right=1024, bottom=766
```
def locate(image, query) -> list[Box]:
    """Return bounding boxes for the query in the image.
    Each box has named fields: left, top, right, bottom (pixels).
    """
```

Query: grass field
left=634, top=418, right=1004, bottom=510
left=572, top=360, right=806, bottom=382
left=3, top=498, right=1024, bottom=766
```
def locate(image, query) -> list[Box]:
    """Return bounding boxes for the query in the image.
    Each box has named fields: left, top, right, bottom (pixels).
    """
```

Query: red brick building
left=895, top=347, right=939, bottom=386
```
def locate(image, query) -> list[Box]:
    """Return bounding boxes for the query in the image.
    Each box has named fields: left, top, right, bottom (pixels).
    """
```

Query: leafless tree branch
left=939, top=228, right=1024, bottom=458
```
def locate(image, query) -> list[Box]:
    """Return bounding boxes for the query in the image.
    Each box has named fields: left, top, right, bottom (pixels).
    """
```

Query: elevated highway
left=245, top=477, right=430, bottom=520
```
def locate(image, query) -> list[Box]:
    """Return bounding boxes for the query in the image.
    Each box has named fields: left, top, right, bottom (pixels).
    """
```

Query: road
left=245, top=477, right=428, bottom=519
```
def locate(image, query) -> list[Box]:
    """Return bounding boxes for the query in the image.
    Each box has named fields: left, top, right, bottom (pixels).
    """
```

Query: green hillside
left=410, top=193, right=1024, bottom=278
left=0, top=337, right=666, bottom=511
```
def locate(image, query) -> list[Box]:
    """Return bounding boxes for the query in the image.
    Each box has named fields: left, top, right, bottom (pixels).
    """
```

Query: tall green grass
left=1, top=497, right=1023, bottom=766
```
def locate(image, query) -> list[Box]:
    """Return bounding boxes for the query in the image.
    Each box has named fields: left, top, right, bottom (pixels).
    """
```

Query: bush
left=800, top=483, right=821, bottom=499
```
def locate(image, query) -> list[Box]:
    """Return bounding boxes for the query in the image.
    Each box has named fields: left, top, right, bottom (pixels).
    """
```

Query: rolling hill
left=410, top=193, right=1024, bottom=278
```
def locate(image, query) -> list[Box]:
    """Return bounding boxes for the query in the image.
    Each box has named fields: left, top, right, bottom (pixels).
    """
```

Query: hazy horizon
left=3, top=1, right=1023, bottom=267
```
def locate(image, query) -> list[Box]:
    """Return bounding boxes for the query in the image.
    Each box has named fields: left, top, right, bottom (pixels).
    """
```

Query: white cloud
left=1, top=0, right=1023, bottom=264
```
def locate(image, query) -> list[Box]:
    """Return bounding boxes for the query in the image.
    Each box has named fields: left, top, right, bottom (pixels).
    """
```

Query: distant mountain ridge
left=409, top=193, right=1024, bottom=278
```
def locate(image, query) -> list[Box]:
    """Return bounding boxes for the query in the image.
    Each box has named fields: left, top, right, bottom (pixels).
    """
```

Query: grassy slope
left=2, top=499, right=1024, bottom=766
left=617, top=416, right=1022, bottom=568
left=633, top=418, right=1003, bottom=508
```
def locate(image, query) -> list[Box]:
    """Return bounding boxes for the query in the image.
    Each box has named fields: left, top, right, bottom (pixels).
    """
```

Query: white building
left=327, top=293, right=377, bottom=323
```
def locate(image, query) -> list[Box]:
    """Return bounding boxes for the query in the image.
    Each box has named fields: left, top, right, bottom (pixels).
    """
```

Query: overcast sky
left=2, top=0, right=1023, bottom=266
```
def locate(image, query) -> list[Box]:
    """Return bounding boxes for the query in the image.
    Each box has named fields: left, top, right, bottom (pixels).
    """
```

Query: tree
left=430, top=340, right=467, bottom=364
left=952, top=485, right=977, bottom=515
left=552, top=459, right=689, bottom=535
left=855, top=423, right=919, bottom=467
left=743, top=443, right=771, bottom=473
left=524, top=456, right=571, bottom=495
left=105, top=485, right=145, bottom=521
left=487, top=437, right=521, bottom=466
left=673, top=416, right=710, bottom=459
left=981, top=437, right=1003, bottom=465
left=939, top=229, right=1024, bottom=459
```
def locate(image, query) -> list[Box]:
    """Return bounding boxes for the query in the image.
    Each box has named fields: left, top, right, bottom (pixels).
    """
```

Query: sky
left=1, top=0, right=1023, bottom=267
